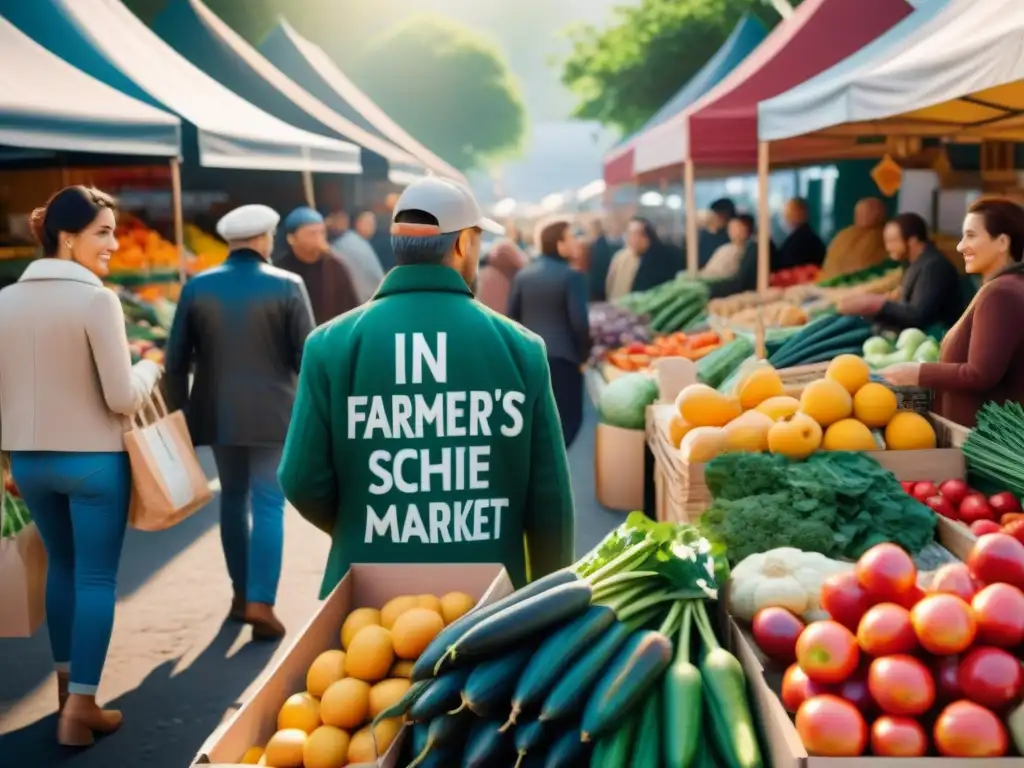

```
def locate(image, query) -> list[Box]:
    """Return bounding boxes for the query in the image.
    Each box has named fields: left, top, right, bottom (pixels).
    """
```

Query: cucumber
left=513, top=720, right=546, bottom=762
left=630, top=688, right=660, bottom=768
left=580, top=630, right=673, bottom=743
left=412, top=568, right=579, bottom=680
left=540, top=622, right=633, bottom=723
left=462, top=718, right=511, bottom=768
left=781, top=327, right=872, bottom=367
left=371, top=679, right=431, bottom=724
left=411, top=722, right=429, bottom=755
left=442, top=582, right=593, bottom=669
left=460, top=646, right=535, bottom=717
left=591, top=712, right=638, bottom=767
left=544, top=725, right=591, bottom=768
left=786, top=343, right=867, bottom=367
left=408, top=711, right=473, bottom=768
left=770, top=317, right=869, bottom=368
left=408, top=670, right=471, bottom=722
left=507, top=606, right=616, bottom=726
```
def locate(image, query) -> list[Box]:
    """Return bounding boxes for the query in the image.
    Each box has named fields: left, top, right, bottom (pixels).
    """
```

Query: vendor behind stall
left=279, top=176, right=575, bottom=597
left=775, top=197, right=826, bottom=270
left=882, top=198, right=1024, bottom=427
left=819, top=197, right=889, bottom=280
left=838, top=212, right=963, bottom=331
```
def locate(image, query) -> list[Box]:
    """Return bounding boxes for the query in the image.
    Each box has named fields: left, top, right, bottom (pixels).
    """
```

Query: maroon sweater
left=920, top=273, right=1024, bottom=427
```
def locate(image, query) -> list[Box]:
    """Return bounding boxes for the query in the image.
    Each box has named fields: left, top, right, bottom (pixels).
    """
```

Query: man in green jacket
left=279, top=177, right=576, bottom=598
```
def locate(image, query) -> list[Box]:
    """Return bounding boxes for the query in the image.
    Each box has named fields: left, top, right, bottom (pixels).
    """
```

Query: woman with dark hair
left=882, top=197, right=1024, bottom=426
left=0, top=186, right=161, bottom=745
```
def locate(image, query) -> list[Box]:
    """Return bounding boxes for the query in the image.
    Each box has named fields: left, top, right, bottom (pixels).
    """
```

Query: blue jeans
left=212, top=447, right=285, bottom=605
left=10, top=451, right=130, bottom=696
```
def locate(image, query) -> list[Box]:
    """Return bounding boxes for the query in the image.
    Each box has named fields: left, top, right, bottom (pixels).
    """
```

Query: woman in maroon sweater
left=881, top=198, right=1024, bottom=427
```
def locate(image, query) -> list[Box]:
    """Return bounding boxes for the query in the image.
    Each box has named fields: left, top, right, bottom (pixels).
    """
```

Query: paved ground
left=0, top=400, right=622, bottom=767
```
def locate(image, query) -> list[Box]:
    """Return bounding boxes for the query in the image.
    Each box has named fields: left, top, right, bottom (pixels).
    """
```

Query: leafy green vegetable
left=698, top=452, right=936, bottom=564
left=597, top=373, right=659, bottom=430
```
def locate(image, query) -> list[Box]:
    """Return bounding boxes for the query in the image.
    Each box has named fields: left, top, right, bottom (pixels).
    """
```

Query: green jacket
left=279, top=265, right=576, bottom=598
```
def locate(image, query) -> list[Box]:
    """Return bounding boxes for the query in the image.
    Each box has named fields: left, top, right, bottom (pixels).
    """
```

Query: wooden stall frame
left=169, top=157, right=186, bottom=284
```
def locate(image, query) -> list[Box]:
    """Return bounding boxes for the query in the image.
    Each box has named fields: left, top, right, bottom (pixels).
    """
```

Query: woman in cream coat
left=0, top=186, right=161, bottom=746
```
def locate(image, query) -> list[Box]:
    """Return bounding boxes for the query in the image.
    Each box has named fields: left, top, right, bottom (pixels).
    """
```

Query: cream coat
left=0, top=259, right=160, bottom=452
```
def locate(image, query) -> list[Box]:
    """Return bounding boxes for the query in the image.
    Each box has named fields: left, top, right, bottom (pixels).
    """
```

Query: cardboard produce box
left=730, top=618, right=1022, bottom=767
left=191, top=563, right=512, bottom=767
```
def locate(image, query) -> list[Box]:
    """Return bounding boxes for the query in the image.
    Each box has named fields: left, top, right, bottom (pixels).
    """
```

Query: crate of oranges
left=192, top=563, right=511, bottom=767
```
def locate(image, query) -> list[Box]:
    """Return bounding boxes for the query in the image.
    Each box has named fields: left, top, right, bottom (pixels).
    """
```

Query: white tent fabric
left=46, top=0, right=360, bottom=172
left=175, top=0, right=423, bottom=183
left=0, top=16, right=180, bottom=156
left=759, top=0, right=1024, bottom=141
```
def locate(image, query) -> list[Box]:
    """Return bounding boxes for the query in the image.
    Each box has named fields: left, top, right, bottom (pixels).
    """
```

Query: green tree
left=351, top=15, right=528, bottom=171
left=560, top=0, right=797, bottom=136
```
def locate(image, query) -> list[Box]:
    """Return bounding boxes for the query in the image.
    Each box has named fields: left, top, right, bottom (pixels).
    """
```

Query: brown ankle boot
left=243, top=602, right=285, bottom=641
left=57, top=694, right=123, bottom=747
left=57, top=672, right=70, bottom=713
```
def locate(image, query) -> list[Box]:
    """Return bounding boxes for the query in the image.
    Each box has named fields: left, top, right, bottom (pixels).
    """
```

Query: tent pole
left=684, top=159, right=698, bottom=276
left=756, top=141, right=771, bottom=358
left=170, top=157, right=185, bottom=284
left=302, top=169, right=316, bottom=209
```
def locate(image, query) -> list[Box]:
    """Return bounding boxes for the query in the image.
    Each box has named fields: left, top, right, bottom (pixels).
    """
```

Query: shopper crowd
left=2, top=177, right=1024, bottom=747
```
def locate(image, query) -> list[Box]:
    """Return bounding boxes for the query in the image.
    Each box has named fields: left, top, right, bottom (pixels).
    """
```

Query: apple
left=939, top=479, right=971, bottom=508
left=968, top=533, right=1024, bottom=589
left=971, top=520, right=1002, bottom=536
left=926, top=496, right=958, bottom=520
left=912, top=482, right=940, bottom=503
left=989, top=492, right=1022, bottom=516
left=959, top=493, right=995, bottom=524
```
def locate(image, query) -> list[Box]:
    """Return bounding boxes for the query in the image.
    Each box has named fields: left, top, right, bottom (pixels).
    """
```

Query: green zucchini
left=507, top=605, right=616, bottom=727
left=630, top=687, right=661, bottom=768
left=768, top=315, right=850, bottom=366
left=371, top=679, right=431, bottom=725
left=513, top=720, right=546, bottom=764
left=663, top=602, right=702, bottom=768
left=407, top=711, right=472, bottom=768
left=441, top=582, right=593, bottom=669
left=540, top=622, right=633, bottom=723
left=462, top=718, right=511, bottom=768
left=591, top=712, right=638, bottom=767
left=411, top=722, right=429, bottom=755
left=544, top=725, right=591, bottom=768
left=580, top=630, right=673, bottom=743
left=782, top=328, right=872, bottom=367
left=460, top=645, right=535, bottom=717
left=789, top=343, right=868, bottom=367
left=412, top=568, right=579, bottom=680
left=408, top=670, right=471, bottom=722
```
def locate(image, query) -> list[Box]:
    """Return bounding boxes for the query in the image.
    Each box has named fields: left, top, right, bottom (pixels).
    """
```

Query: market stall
left=152, top=0, right=426, bottom=187
left=260, top=19, right=467, bottom=186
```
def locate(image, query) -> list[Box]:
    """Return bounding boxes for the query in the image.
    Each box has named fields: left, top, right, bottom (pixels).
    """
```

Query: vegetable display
left=963, top=402, right=1024, bottom=498
left=862, top=327, right=940, bottom=368
left=588, top=304, right=652, bottom=367
left=596, top=373, right=659, bottom=430
left=751, top=538, right=1024, bottom=757
left=901, top=478, right=1024, bottom=540
left=377, top=514, right=765, bottom=768
left=605, top=330, right=730, bottom=373
left=768, top=315, right=873, bottom=369
left=614, top=277, right=709, bottom=334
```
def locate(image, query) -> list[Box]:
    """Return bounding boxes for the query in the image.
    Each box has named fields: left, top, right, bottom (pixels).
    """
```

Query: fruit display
left=816, top=261, right=901, bottom=289
left=109, top=215, right=181, bottom=274
left=666, top=355, right=937, bottom=461
left=184, top=223, right=229, bottom=273
left=117, top=288, right=174, bottom=365
left=379, top=513, right=764, bottom=767
left=605, top=330, right=732, bottom=372
left=239, top=590, right=478, bottom=766
left=588, top=303, right=652, bottom=366
left=767, top=314, right=874, bottom=369
left=596, top=372, right=660, bottom=430
left=713, top=300, right=811, bottom=330
left=614, top=276, right=709, bottom=334
left=862, top=327, right=940, bottom=368
left=902, top=479, right=1024, bottom=538
left=769, top=264, right=821, bottom=288
left=748, top=539, right=1024, bottom=757
left=963, top=402, right=1024, bottom=498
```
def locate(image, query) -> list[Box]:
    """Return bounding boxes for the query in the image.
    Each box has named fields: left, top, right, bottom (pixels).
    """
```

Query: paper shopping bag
left=125, top=390, right=212, bottom=531
left=0, top=469, right=46, bottom=638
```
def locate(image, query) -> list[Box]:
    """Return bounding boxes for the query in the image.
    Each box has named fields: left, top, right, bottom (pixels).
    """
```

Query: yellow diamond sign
left=871, top=154, right=903, bottom=197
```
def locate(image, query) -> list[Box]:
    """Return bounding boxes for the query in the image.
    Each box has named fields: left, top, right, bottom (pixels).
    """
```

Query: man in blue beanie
left=277, top=206, right=359, bottom=325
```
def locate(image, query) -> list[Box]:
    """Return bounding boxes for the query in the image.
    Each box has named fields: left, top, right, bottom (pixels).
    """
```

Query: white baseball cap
left=392, top=176, right=505, bottom=236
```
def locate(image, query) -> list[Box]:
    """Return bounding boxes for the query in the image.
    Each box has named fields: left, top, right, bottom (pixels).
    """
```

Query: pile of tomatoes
left=750, top=536, right=1024, bottom=757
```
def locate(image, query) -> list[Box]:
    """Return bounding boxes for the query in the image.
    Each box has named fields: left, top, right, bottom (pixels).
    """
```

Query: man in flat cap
left=164, top=204, right=315, bottom=639
left=279, top=178, right=576, bottom=599
left=276, top=206, right=360, bottom=325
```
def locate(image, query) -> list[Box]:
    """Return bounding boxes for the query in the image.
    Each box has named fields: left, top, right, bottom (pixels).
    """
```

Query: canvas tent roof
left=759, top=0, right=1024, bottom=143
left=0, top=15, right=180, bottom=156
left=602, top=14, right=767, bottom=186
left=633, top=0, right=913, bottom=177
left=152, top=0, right=424, bottom=185
left=0, top=0, right=360, bottom=173
left=261, top=20, right=467, bottom=185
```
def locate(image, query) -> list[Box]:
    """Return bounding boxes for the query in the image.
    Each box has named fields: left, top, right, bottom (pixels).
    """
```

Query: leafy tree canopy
left=351, top=15, right=528, bottom=171
left=560, top=0, right=797, bottom=136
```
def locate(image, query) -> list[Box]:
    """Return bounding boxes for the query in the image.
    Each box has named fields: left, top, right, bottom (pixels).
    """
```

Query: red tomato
left=819, top=571, right=873, bottom=630
left=932, top=655, right=963, bottom=703
left=795, top=621, right=860, bottom=684
left=912, top=481, right=939, bottom=503
left=870, top=716, right=928, bottom=757
left=837, top=672, right=875, bottom=715
left=928, top=562, right=979, bottom=602
left=934, top=700, right=1009, bottom=757
left=971, top=519, right=1002, bottom=536
left=795, top=695, right=868, bottom=756
left=910, top=593, right=976, bottom=655
left=959, top=493, right=995, bottom=524
left=968, top=532, right=1024, bottom=588
left=894, top=584, right=925, bottom=609
left=868, top=655, right=935, bottom=716
left=780, top=663, right=832, bottom=713
left=926, top=495, right=958, bottom=519
left=856, top=603, right=918, bottom=656
left=856, top=543, right=917, bottom=602
left=900, top=481, right=915, bottom=494
left=972, top=582, right=1024, bottom=647
left=752, top=607, right=805, bottom=664
left=958, top=646, right=1024, bottom=711
left=990, top=491, right=1022, bottom=515
left=939, top=479, right=971, bottom=507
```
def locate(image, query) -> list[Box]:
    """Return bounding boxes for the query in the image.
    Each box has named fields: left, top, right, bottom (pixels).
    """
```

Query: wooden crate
left=930, top=411, right=971, bottom=448
left=777, top=361, right=829, bottom=397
